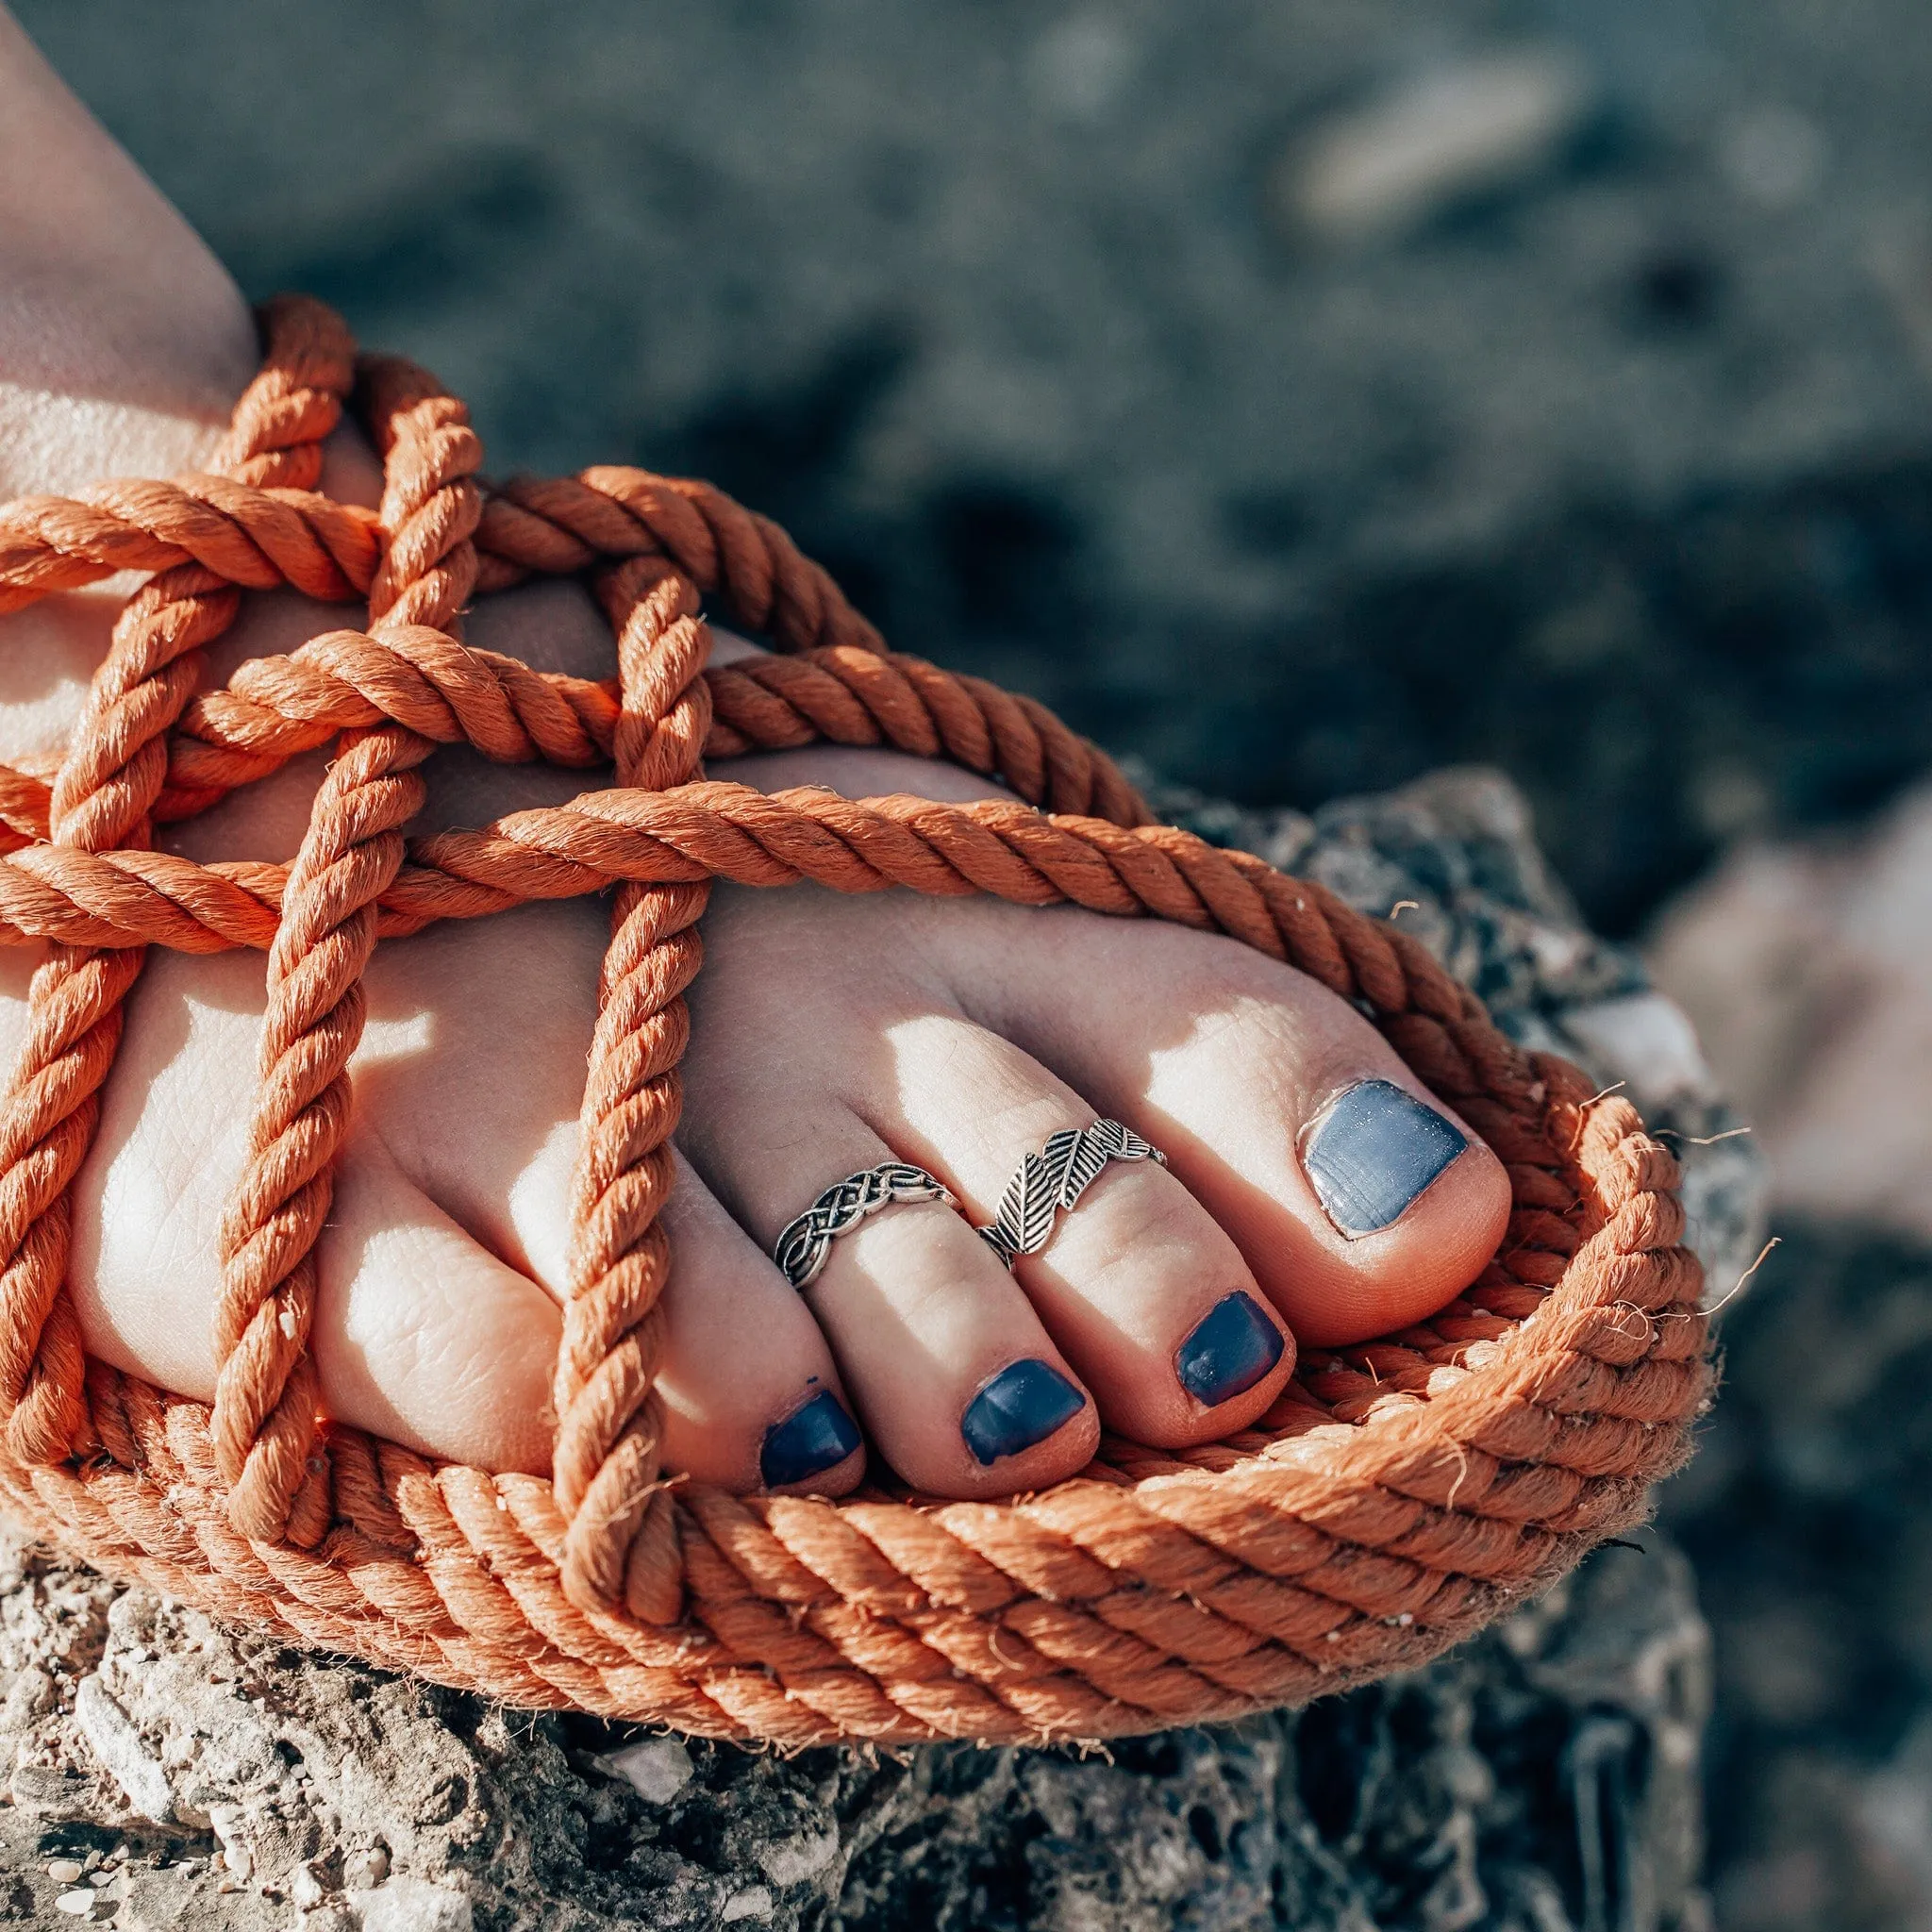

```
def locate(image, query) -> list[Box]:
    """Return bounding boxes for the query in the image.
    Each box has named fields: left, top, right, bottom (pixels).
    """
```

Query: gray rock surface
left=0, top=1522, right=1711, bottom=1932
left=0, top=768, right=1760, bottom=1929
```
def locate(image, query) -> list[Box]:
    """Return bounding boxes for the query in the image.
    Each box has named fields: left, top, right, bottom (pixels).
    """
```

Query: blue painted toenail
left=1175, top=1291, right=1286, bottom=1407
left=960, top=1359, right=1087, bottom=1466
left=760, top=1389, right=862, bottom=1490
left=1305, top=1078, right=1467, bottom=1236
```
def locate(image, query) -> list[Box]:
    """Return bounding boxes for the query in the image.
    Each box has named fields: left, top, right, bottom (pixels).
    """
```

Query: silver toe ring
left=774, top=1161, right=957, bottom=1291
left=976, top=1119, right=1165, bottom=1268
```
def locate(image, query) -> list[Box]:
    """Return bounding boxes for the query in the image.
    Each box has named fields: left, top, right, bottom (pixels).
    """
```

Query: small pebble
left=88, top=1871, right=113, bottom=1887
left=54, top=1891, right=94, bottom=1917
left=342, top=1845, right=389, bottom=1889
left=46, top=1859, right=83, bottom=1884
left=1278, top=45, right=1588, bottom=242
left=600, top=1736, right=694, bottom=1805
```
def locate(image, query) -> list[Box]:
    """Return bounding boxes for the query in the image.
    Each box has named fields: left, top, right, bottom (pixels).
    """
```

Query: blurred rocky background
left=13, top=0, right=1932, bottom=1925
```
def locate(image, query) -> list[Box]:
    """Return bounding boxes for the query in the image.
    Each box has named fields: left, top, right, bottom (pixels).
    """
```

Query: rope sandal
left=0, top=297, right=1710, bottom=1746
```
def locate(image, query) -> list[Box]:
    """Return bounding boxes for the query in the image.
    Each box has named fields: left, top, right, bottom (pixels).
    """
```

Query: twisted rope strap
left=209, top=351, right=480, bottom=1544
left=555, top=561, right=712, bottom=1622
left=0, top=299, right=1711, bottom=1745
left=0, top=295, right=354, bottom=1474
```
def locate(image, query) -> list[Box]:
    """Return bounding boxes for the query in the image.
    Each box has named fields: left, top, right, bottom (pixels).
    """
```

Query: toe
left=355, top=897, right=867, bottom=1497
left=653, top=1150, right=866, bottom=1496
left=966, top=907, right=1513, bottom=1347
left=357, top=896, right=866, bottom=1498
left=681, top=899, right=1291, bottom=1467
left=317, top=1137, right=563, bottom=1473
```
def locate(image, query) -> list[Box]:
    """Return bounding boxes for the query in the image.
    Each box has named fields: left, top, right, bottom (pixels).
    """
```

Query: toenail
left=960, top=1359, right=1088, bottom=1466
left=759, top=1390, right=863, bottom=1490
left=1175, top=1291, right=1287, bottom=1407
left=1304, top=1078, right=1468, bottom=1236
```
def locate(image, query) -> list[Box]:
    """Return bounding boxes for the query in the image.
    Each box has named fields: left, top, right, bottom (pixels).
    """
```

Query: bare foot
left=0, top=5, right=1513, bottom=1503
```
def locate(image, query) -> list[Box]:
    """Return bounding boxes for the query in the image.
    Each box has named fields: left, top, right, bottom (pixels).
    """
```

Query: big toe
left=964, top=905, right=1514, bottom=1348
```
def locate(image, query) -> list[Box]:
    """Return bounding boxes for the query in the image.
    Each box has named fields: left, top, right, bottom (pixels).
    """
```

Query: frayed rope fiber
left=0, top=297, right=1707, bottom=1744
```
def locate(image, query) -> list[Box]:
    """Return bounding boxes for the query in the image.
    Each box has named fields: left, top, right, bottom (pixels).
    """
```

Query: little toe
left=676, top=1068, right=1099, bottom=1498
left=965, top=908, right=1513, bottom=1347
left=654, top=1150, right=866, bottom=1496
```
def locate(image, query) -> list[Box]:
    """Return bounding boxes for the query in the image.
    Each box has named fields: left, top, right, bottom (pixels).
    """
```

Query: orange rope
left=0, top=298, right=1708, bottom=1741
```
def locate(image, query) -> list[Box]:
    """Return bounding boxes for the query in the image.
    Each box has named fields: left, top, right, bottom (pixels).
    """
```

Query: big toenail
left=960, top=1360, right=1088, bottom=1466
left=1175, top=1292, right=1287, bottom=1407
left=1304, top=1078, right=1468, bottom=1236
left=759, top=1390, right=863, bottom=1490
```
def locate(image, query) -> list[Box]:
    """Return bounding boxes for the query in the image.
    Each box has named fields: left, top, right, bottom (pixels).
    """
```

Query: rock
left=73, top=1676, right=172, bottom=1823
left=1649, top=775, right=1932, bottom=1241
left=9, top=1763, right=88, bottom=1820
left=341, top=1847, right=390, bottom=1891
left=754, top=1825, right=838, bottom=1890
left=1716, top=104, right=1830, bottom=209
left=1025, top=15, right=1138, bottom=125
left=0, top=765, right=1751, bottom=1927
left=300, top=1910, right=359, bottom=1932
left=1275, top=46, right=1592, bottom=243
left=1558, top=991, right=1715, bottom=1115
left=594, top=1737, right=693, bottom=1806
left=347, top=1879, right=474, bottom=1932
left=1, top=1669, right=52, bottom=1733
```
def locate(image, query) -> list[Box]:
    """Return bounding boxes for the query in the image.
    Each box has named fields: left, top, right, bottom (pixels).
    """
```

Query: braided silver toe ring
left=976, top=1118, right=1166, bottom=1268
left=774, top=1161, right=957, bottom=1291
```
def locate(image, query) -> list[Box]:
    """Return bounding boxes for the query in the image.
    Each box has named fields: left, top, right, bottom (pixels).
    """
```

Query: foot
left=0, top=27, right=1513, bottom=1503
left=0, top=559, right=1510, bottom=1503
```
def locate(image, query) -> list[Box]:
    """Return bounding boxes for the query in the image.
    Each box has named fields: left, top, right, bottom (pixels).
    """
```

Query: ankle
left=0, top=9, right=257, bottom=493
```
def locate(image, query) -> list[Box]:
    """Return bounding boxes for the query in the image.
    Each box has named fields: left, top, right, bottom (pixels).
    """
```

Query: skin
left=0, top=4, right=1513, bottom=1502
